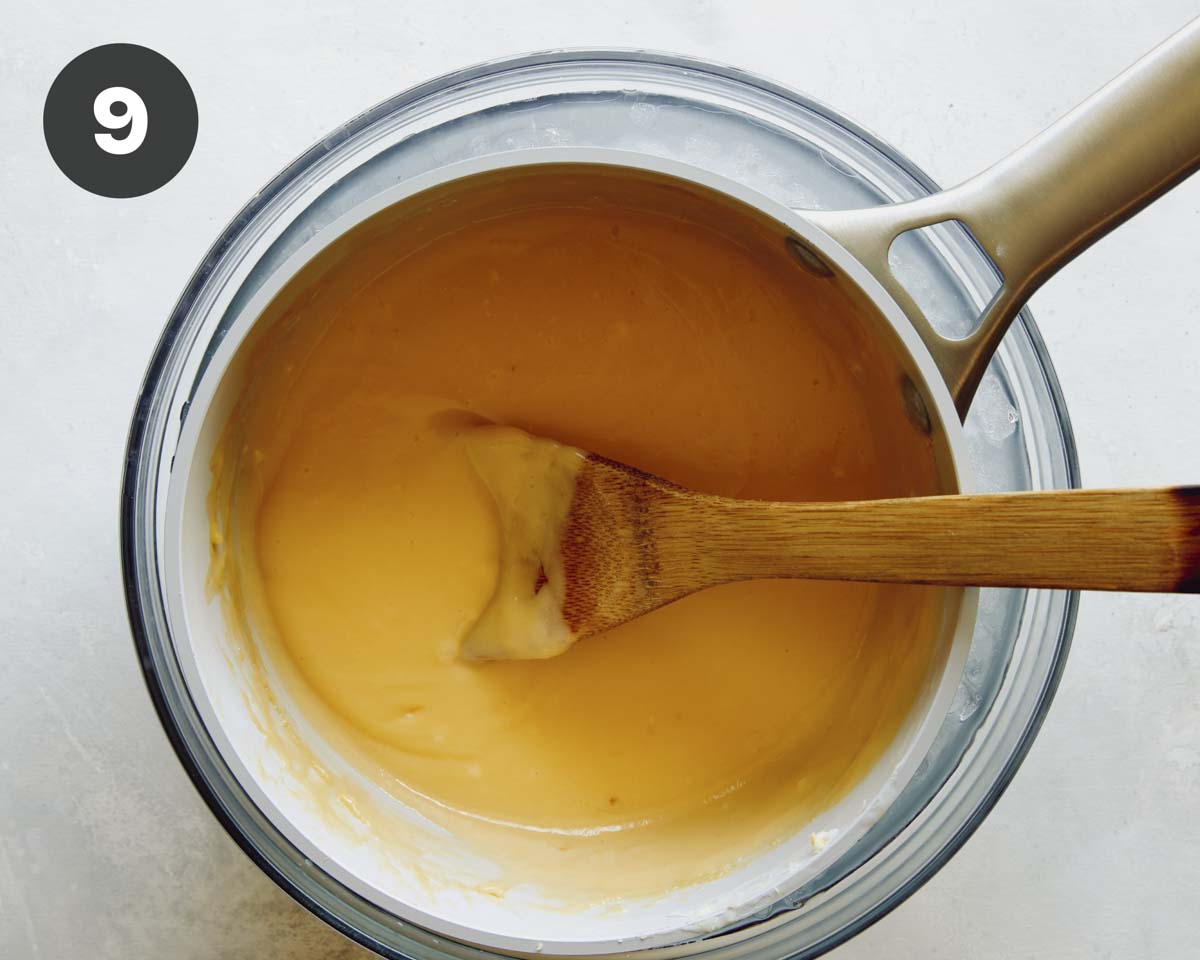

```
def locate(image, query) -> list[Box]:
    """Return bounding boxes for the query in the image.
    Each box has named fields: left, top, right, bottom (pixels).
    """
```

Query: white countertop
left=2, top=1, right=1199, bottom=956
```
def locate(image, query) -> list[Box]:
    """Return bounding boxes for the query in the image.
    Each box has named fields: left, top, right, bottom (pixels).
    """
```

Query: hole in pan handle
left=804, top=15, right=1200, bottom=422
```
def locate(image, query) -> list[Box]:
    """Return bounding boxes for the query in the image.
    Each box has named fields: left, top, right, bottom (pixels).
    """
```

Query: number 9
left=94, top=86, right=147, bottom=155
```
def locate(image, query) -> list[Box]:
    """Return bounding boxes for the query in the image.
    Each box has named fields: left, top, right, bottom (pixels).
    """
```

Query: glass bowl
left=122, top=50, right=1077, bottom=960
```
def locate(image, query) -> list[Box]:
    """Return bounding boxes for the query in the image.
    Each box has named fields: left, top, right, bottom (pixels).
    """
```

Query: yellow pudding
left=209, top=167, right=952, bottom=902
left=459, top=425, right=585, bottom=661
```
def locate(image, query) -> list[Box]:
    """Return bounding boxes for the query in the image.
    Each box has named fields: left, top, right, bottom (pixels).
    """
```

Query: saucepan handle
left=803, top=16, right=1200, bottom=420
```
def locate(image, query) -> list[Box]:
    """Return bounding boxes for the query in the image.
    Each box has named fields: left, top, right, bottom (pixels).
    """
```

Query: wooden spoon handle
left=678, top=486, right=1200, bottom=593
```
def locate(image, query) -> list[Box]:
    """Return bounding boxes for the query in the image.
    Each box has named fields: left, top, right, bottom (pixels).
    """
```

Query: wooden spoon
left=459, top=427, right=1200, bottom=660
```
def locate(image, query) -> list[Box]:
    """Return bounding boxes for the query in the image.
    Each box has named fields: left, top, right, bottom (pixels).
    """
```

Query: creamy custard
left=210, top=168, right=951, bottom=904
left=459, top=425, right=585, bottom=661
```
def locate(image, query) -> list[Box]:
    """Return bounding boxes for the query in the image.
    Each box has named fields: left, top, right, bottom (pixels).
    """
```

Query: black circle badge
left=44, top=44, right=197, bottom=198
